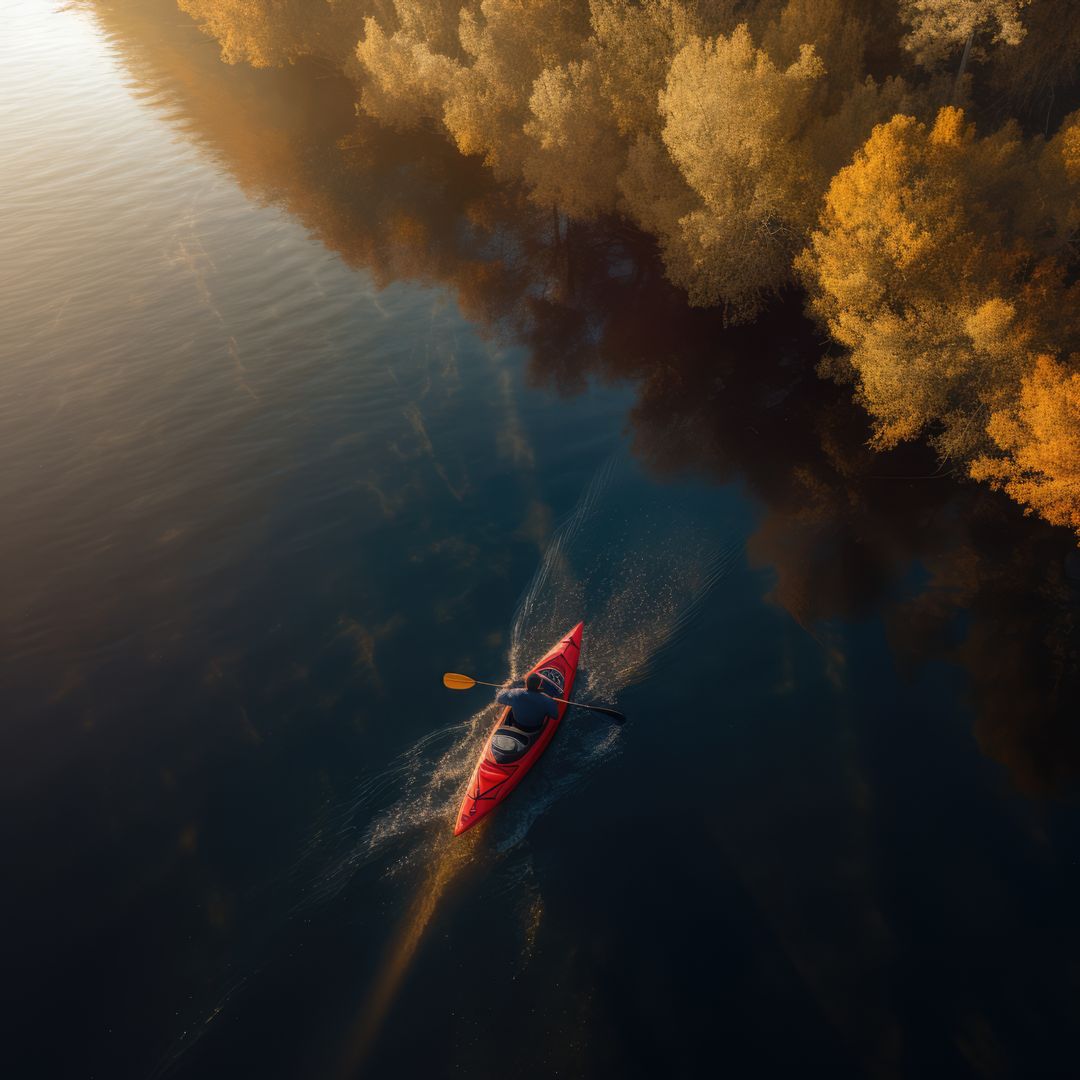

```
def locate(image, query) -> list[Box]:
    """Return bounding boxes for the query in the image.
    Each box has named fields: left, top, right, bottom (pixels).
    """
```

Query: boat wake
left=297, top=452, right=742, bottom=892
left=324, top=452, right=742, bottom=1071
left=154, top=453, right=743, bottom=1077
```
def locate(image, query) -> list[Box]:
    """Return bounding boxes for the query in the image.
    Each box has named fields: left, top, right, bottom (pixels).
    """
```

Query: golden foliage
left=588, top=0, right=729, bottom=136
left=389, top=0, right=464, bottom=57
left=901, top=0, right=1030, bottom=68
left=797, top=107, right=1080, bottom=459
left=661, top=28, right=824, bottom=213
left=523, top=59, right=624, bottom=217
left=651, top=25, right=824, bottom=317
left=355, top=15, right=458, bottom=129
left=971, top=354, right=1080, bottom=536
left=442, top=0, right=591, bottom=175
left=762, top=0, right=868, bottom=101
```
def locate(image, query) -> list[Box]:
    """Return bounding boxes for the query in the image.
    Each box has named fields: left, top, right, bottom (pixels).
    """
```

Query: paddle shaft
left=468, top=678, right=623, bottom=722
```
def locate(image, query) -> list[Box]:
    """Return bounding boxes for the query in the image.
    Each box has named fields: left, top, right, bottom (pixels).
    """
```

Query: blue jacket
left=496, top=687, right=558, bottom=732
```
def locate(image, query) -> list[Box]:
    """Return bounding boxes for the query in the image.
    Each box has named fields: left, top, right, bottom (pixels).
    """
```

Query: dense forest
left=175, top=0, right=1080, bottom=540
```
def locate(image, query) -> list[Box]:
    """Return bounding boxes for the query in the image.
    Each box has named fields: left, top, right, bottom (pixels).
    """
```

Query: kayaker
left=496, top=672, right=558, bottom=733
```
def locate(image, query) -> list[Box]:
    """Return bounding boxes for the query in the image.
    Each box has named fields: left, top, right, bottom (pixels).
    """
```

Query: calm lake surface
left=4, top=2, right=1080, bottom=1078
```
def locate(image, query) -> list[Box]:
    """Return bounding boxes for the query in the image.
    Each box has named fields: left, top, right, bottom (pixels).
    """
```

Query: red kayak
left=453, top=622, right=583, bottom=836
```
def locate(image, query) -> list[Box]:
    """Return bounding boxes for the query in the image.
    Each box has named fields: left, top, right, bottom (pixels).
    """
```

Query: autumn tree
left=587, top=0, right=736, bottom=137
left=387, top=0, right=463, bottom=55
left=354, top=3, right=461, bottom=129
left=630, top=25, right=826, bottom=319
left=440, top=0, right=592, bottom=177
left=798, top=106, right=1080, bottom=464
left=533, top=1, right=737, bottom=234
left=801, top=108, right=1010, bottom=453
left=900, top=0, right=1031, bottom=94
left=971, top=354, right=1080, bottom=536
left=522, top=59, right=625, bottom=218
left=762, top=0, right=870, bottom=105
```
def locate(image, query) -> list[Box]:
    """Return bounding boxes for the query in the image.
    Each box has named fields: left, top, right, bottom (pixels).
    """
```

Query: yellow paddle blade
left=443, top=672, right=477, bottom=690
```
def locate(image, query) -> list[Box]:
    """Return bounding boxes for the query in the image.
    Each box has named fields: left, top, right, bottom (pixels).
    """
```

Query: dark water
left=4, top=3, right=1080, bottom=1077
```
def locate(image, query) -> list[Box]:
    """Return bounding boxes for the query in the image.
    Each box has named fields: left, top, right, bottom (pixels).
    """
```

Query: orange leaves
left=971, top=355, right=1080, bottom=537
left=797, top=106, right=1074, bottom=463
left=659, top=27, right=824, bottom=206
left=929, top=103, right=972, bottom=146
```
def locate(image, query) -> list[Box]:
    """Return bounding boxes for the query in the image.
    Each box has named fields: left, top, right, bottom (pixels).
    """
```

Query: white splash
left=293, top=452, right=743, bottom=897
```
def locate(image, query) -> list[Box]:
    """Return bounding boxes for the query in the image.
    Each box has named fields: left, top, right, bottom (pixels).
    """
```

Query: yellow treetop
left=796, top=107, right=1053, bottom=456
left=901, top=0, right=1030, bottom=68
left=442, top=0, right=591, bottom=176
left=523, top=59, right=624, bottom=217
left=647, top=24, right=825, bottom=318
left=588, top=0, right=737, bottom=137
left=355, top=15, right=459, bottom=130
left=971, top=354, right=1080, bottom=537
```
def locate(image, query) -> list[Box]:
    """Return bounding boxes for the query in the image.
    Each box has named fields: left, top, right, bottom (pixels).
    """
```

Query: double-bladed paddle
left=442, top=673, right=626, bottom=724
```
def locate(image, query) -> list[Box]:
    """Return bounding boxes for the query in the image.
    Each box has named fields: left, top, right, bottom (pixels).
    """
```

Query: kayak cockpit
left=490, top=718, right=544, bottom=763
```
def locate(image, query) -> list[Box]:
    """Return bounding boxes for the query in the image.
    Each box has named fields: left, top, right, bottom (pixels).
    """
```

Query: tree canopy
left=900, top=0, right=1030, bottom=69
